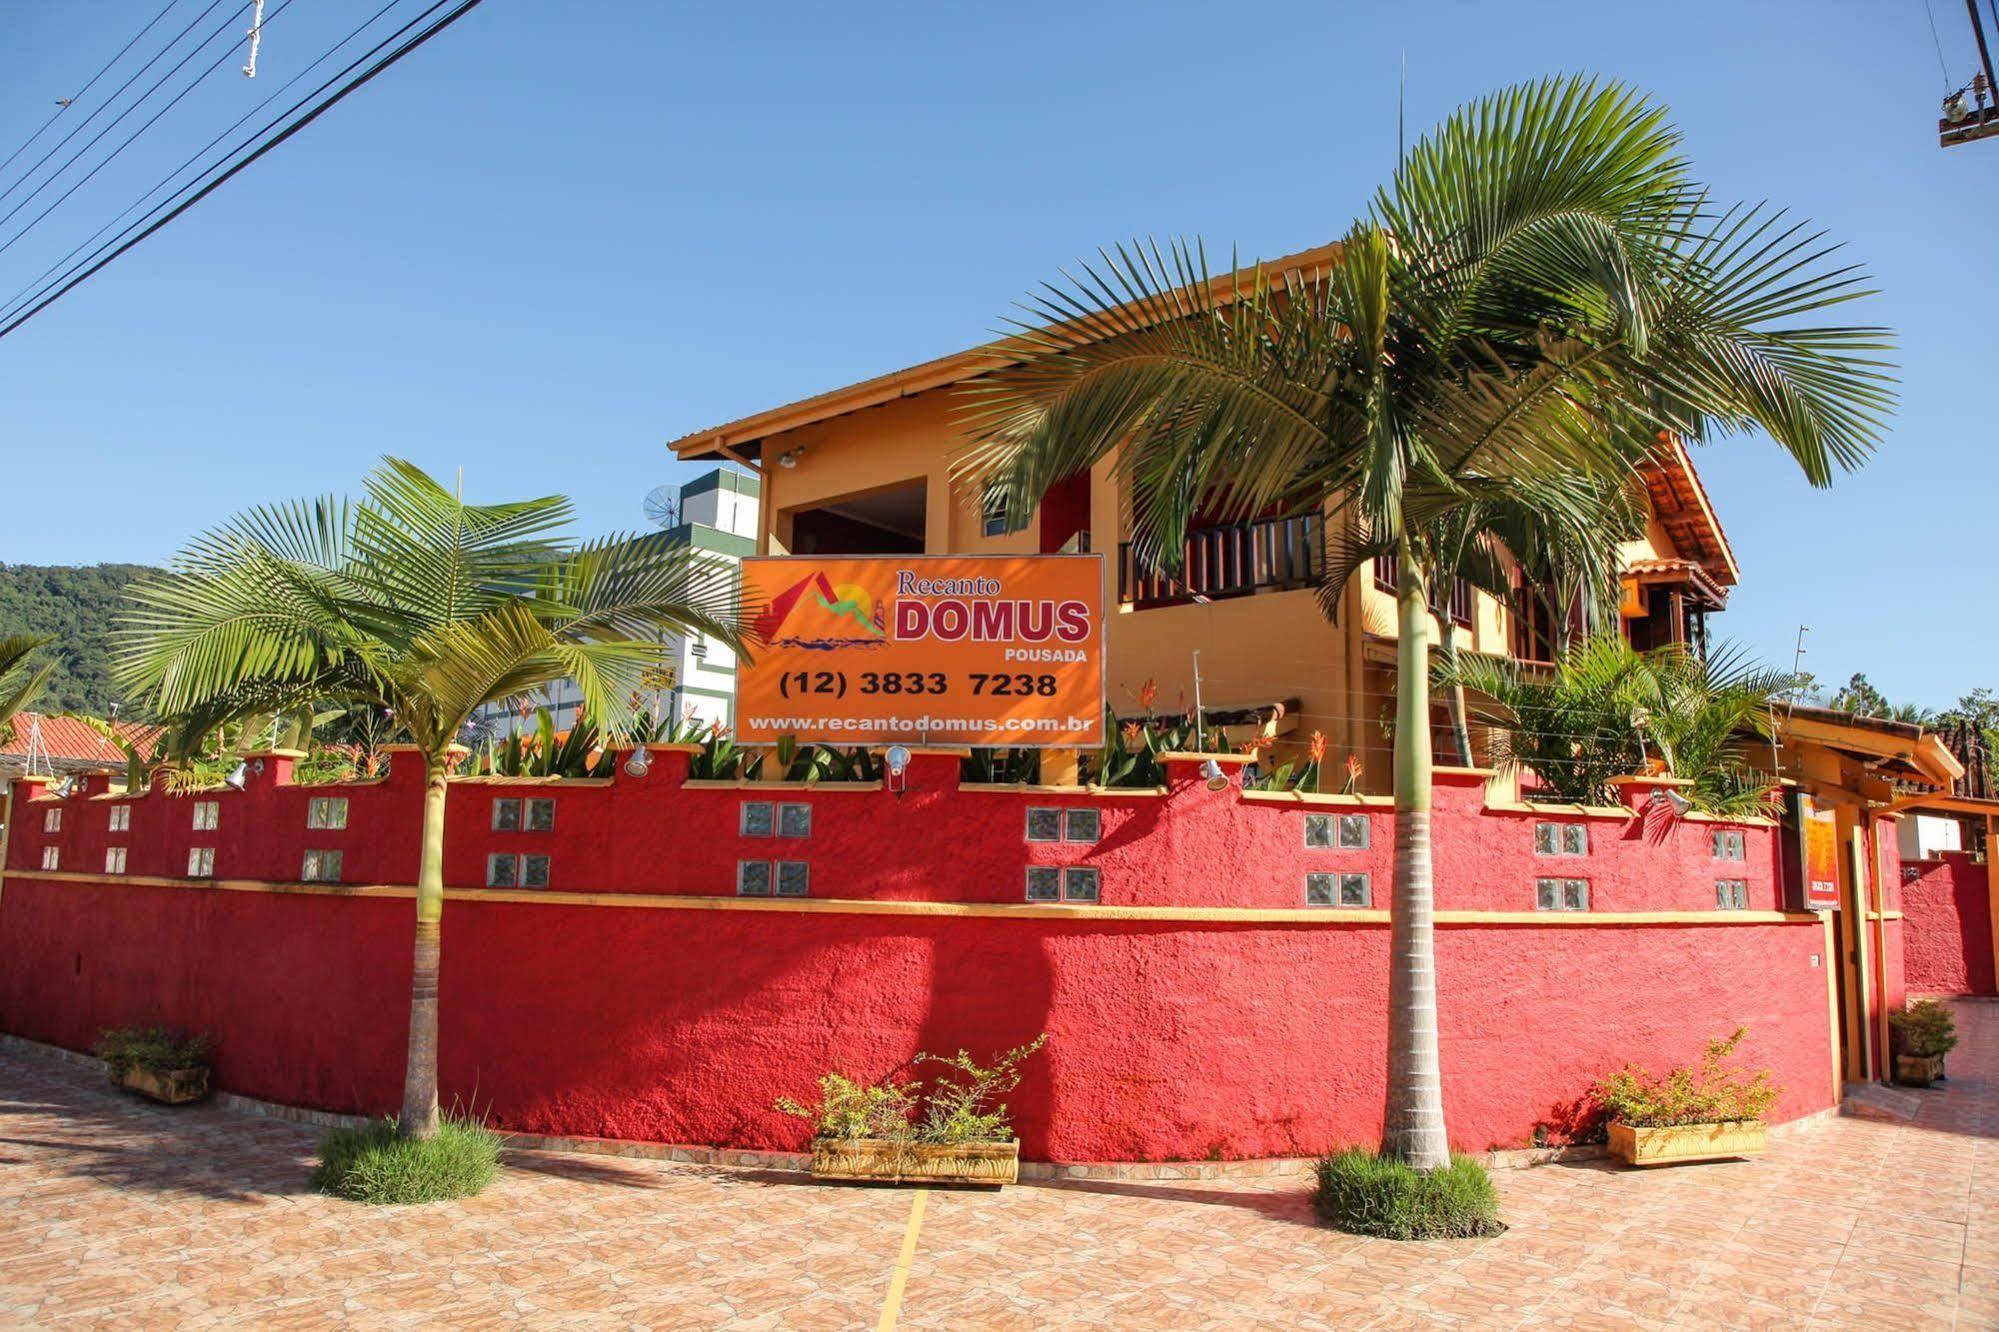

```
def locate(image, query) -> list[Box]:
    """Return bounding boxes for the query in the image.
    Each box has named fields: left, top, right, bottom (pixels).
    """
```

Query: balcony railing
left=1118, top=514, right=1324, bottom=607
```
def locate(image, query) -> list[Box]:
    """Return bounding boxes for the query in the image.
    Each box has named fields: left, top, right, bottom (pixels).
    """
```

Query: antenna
left=1398, top=50, right=1406, bottom=165
left=642, top=485, right=679, bottom=530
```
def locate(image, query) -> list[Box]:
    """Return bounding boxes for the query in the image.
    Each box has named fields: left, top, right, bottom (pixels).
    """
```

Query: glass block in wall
left=737, top=860, right=772, bottom=895
left=1062, top=867, right=1100, bottom=903
left=776, top=861, right=809, bottom=896
left=1340, top=873, right=1371, bottom=907
left=492, top=798, right=522, bottom=831
left=778, top=803, right=812, bottom=839
left=739, top=802, right=774, bottom=838
left=526, top=798, right=556, bottom=832
left=1305, top=872, right=1336, bottom=906
left=1304, top=814, right=1334, bottom=848
left=1024, top=866, right=1061, bottom=901
left=1063, top=807, right=1101, bottom=843
left=1025, top=807, right=1062, bottom=843
left=522, top=854, right=550, bottom=888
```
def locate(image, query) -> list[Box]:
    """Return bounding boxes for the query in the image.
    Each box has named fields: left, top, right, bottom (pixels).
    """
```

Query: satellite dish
left=642, top=486, right=679, bottom=530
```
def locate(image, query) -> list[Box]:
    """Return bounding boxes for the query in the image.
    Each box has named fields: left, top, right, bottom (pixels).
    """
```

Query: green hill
left=0, top=563, right=159, bottom=715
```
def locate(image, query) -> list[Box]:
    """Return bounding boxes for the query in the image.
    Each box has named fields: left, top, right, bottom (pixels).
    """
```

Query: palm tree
left=0, top=634, right=54, bottom=740
left=117, top=459, right=747, bottom=1138
left=955, top=77, right=1892, bottom=1168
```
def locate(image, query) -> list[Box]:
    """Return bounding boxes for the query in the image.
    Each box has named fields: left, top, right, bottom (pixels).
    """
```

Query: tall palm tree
left=0, top=635, right=54, bottom=740
left=956, top=77, right=1892, bottom=1168
left=117, top=459, right=747, bottom=1138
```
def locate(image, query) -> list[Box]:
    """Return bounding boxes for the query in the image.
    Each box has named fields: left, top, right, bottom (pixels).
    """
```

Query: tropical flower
left=1310, top=730, right=1327, bottom=763
left=1136, top=677, right=1159, bottom=712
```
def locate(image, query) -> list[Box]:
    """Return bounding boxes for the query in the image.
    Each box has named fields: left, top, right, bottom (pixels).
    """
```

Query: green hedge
left=1313, top=1149, right=1504, bottom=1240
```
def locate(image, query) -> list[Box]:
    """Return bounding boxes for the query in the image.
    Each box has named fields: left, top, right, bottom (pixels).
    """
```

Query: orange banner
left=736, top=555, right=1106, bottom=749
left=1800, top=794, right=1841, bottom=911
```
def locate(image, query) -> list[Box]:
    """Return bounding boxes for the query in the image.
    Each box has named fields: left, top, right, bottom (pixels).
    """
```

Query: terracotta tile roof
left=0, top=712, right=161, bottom=764
left=1639, top=438, right=1739, bottom=586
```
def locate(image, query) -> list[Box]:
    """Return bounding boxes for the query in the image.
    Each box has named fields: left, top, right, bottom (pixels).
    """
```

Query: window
left=740, top=802, right=774, bottom=838
left=187, top=846, right=215, bottom=877
left=1712, top=828, right=1747, bottom=861
left=1025, top=807, right=1062, bottom=843
left=737, top=860, right=773, bottom=895
left=1716, top=879, right=1750, bottom=910
left=1305, top=813, right=1370, bottom=849
left=107, top=805, right=130, bottom=832
left=1062, top=866, right=1100, bottom=903
left=1534, top=822, right=1589, bottom=856
left=306, top=797, right=348, bottom=830
left=486, top=853, right=518, bottom=888
left=1063, top=808, right=1101, bottom=844
left=777, top=803, right=812, bottom=839
left=40, top=846, right=59, bottom=870
left=776, top=861, right=810, bottom=896
left=526, top=798, right=556, bottom=832
left=1306, top=871, right=1372, bottom=907
left=1535, top=877, right=1589, bottom=911
left=492, top=798, right=522, bottom=831
left=523, top=854, right=550, bottom=888
left=104, top=847, right=127, bottom=874
left=981, top=485, right=1009, bottom=538
left=1025, top=866, right=1061, bottom=901
left=301, top=850, right=344, bottom=883
left=192, top=801, right=219, bottom=831
left=43, top=808, right=59, bottom=832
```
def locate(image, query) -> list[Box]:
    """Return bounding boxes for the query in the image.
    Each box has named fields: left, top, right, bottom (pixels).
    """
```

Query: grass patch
left=312, top=1116, right=501, bottom=1205
left=1313, top=1148, right=1504, bottom=1240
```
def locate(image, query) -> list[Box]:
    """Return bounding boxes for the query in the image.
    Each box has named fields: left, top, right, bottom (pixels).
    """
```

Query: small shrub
left=777, top=1035, right=1047, bottom=1145
left=1595, top=1028, right=1780, bottom=1128
left=1313, top=1149, right=1503, bottom=1240
left=312, top=1117, right=501, bottom=1204
left=95, top=1026, right=212, bottom=1077
left=1890, top=999, right=1959, bottom=1059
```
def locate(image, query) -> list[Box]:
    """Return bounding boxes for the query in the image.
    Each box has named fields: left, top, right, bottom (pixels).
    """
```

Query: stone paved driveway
left=1, top=1001, right=1994, bottom=1329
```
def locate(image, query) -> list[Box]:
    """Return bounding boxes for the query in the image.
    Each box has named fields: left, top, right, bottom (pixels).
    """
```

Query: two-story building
left=669, top=243, right=1738, bottom=786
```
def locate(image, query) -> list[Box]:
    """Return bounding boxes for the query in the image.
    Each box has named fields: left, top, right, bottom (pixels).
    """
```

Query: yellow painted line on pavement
left=876, top=1187, right=929, bottom=1331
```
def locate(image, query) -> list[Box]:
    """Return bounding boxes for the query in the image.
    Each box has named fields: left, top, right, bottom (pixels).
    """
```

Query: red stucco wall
left=0, top=753, right=1837, bottom=1160
left=1901, top=853, right=1996, bottom=997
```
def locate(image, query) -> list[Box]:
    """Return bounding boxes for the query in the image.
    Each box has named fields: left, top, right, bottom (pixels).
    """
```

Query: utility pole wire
left=0, top=0, right=241, bottom=210
left=0, top=0, right=406, bottom=320
left=0, top=0, right=492, bottom=343
left=0, top=0, right=299, bottom=262
left=0, top=0, right=184, bottom=181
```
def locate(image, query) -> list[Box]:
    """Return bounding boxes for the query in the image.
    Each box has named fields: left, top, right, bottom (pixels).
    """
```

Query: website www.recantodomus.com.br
left=744, top=714, right=1100, bottom=736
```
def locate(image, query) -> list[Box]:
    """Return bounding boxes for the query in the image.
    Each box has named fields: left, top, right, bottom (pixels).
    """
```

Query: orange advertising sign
left=1799, top=794, right=1842, bottom=911
left=736, top=555, right=1106, bottom=750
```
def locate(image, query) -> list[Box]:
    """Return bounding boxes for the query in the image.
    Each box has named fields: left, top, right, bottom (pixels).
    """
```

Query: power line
left=0, top=0, right=408, bottom=318
left=0, top=0, right=490, bottom=343
left=0, top=0, right=186, bottom=180
left=0, top=0, right=241, bottom=209
left=0, top=0, right=299, bottom=261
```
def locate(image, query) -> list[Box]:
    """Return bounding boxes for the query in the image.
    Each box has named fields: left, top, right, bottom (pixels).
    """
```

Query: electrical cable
left=0, top=0, right=239, bottom=209
left=0, top=0, right=409, bottom=318
left=0, top=0, right=185, bottom=180
left=0, top=0, right=300, bottom=261
left=0, top=0, right=490, bottom=343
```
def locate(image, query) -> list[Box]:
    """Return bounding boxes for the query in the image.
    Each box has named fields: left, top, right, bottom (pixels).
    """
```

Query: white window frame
left=1534, top=822, right=1589, bottom=857
left=187, top=846, right=216, bottom=877
left=1712, top=828, right=1747, bottom=861
left=192, top=801, right=219, bottom=831
left=301, top=849, right=344, bottom=883
left=43, top=808, right=59, bottom=832
left=107, top=804, right=130, bottom=832
left=40, top=846, right=59, bottom=870
left=305, top=797, right=349, bottom=830
left=1535, top=877, right=1590, bottom=911
left=1716, top=879, right=1750, bottom=910
left=103, top=847, right=128, bottom=874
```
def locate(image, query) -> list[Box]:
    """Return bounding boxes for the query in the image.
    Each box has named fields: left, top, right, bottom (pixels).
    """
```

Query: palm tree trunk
left=397, top=755, right=448, bottom=1140
left=1384, top=541, right=1451, bottom=1170
left=1438, top=618, right=1474, bottom=767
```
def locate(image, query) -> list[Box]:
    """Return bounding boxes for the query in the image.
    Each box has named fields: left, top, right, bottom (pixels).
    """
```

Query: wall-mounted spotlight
left=623, top=746, right=652, bottom=779
left=1200, top=758, right=1230, bottom=792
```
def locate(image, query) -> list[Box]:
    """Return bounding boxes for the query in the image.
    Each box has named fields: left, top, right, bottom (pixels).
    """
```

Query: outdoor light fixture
left=224, top=763, right=248, bottom=790
left=1663, top=789, right=1693, bottom=818
left=623, top=746, right=652, bottom=779
left=778, top=446, right=806, bottom=469
left=1200, top=758, right=1230, bottom=792
left=885, top=744, right=911, bottom=796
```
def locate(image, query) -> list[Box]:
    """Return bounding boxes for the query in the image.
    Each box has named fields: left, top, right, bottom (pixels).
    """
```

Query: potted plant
left=1596, top=1028, right=1779, bottom=1166
left=96, top=1027, right=213, bottom=1104
left=778, top=1035, right=1045, bottom=1186
left=1889, top=999, right=1959, bottom=1087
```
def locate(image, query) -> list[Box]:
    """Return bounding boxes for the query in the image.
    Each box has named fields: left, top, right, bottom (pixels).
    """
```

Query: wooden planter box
left=809, top=1138, right=1019, bottom=1186
left=112, top=1064, right=209, bottom=1105
left=1607, top=1120, right=1766, bottom=1167
left=1894, top=1053, right=1947, bottom=1088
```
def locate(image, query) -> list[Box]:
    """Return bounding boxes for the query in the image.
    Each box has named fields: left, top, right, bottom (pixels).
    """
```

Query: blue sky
left=0, top=1, right=1991, bottom=708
